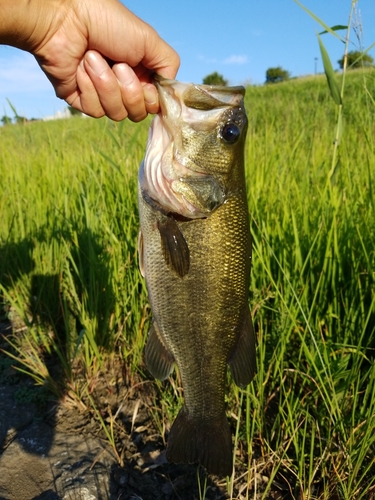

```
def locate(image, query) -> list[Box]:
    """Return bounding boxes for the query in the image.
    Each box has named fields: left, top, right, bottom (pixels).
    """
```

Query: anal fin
left=145, top=321, right=175, bottom=380
left=228, top=306, right=256, bottom=388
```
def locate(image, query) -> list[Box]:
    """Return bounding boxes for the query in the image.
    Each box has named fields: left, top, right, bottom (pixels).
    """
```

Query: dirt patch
left=0, top=320, right=282, bottom=500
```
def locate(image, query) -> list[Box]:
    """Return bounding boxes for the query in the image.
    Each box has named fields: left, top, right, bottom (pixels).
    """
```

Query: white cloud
left=0, top=51, right=51, bottom=93
left=197, top=53, right=249, bottom=66
left=223, top=55, right=248, bottom=65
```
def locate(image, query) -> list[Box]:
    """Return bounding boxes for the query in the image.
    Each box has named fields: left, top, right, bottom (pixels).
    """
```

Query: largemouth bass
left=138, top=75, right=256, bottom=477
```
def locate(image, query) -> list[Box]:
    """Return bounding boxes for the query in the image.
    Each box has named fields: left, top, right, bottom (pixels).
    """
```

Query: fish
left=137, top=75, right=256, bottom=477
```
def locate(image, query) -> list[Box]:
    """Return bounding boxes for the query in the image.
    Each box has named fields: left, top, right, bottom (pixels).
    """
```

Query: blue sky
left=1, top=0, right=374, bottom=120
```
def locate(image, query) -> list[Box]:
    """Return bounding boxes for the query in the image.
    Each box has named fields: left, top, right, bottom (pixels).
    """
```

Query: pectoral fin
left=145, top=321, right=175, bottom=380
left=157, top=216, right=190, bottom=277
left=228, top=307, right=256, bottom=388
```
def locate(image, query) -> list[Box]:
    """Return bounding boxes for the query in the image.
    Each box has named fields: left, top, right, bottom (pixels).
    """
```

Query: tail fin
left=166, top=406, right=233, bottom=477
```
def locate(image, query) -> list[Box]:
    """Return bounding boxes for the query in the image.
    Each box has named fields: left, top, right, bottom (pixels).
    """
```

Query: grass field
left=1, top=67, right=375, bottom=499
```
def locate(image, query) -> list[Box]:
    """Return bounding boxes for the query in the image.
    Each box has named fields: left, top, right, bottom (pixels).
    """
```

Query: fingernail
left=143, top=84, right=158, bottom=105
left=115, top=63, right=134, bottom=86
left=85, top=51, right=107, bottom=76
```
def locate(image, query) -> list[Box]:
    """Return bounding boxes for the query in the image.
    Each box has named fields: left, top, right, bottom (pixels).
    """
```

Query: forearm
left=0, top=0, right=62, bottom=52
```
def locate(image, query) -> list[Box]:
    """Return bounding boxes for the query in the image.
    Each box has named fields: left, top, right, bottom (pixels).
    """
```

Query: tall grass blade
left=319, top=25, right=348, bottom=35
left=317, top=33, right=342, bottom=105
left=5, top=98, right=19, bottom=118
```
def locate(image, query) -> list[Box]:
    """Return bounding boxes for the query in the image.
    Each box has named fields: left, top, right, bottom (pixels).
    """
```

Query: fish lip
left=152, top=73, right=176, bottom=86
left=153, top=75, right=184, bottom=128
left=152, top=73, right=246, bottom=96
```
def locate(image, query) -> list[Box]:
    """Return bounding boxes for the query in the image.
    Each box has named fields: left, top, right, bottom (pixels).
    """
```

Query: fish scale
left=138, top=76, right=256, bottom=476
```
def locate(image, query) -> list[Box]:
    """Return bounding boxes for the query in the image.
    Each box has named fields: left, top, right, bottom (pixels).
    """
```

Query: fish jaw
left=139, top=77, right=247, bottom=219
left=139, top=118, right=224, bottom=218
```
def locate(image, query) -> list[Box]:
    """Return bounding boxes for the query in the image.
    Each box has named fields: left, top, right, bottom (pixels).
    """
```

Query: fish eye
left=220, top=122, right=241, bottom=144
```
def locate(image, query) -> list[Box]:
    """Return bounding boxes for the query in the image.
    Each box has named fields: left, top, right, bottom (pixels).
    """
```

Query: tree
left=265, top=66, right=291, bottom=84
left=1, top=115, right=12, bottom=126
left=338, top=50, right=374, bottom=70
left=202, top=72, right=228, bottom=86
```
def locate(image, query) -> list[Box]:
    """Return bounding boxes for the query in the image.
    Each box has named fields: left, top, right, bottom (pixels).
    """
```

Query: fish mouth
left=154, top=74, right=245, bottom=136
left=153, top=73, right=245, bottom=112
left=139, top=76, right=245, bottom=218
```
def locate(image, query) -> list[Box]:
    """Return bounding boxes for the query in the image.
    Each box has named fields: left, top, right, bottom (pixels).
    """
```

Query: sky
left=1, top=0, right=374, bottom=121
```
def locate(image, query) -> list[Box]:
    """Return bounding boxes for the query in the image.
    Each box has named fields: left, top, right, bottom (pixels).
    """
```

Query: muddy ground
left=0, top=318, right=285, bottom=500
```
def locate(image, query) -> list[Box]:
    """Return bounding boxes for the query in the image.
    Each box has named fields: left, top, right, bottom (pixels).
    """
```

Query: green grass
left=242, top=68, right=375, bottom=498
left=0, top=116, right=149, bottom=391
left=1, top=68, right=375, bottom=499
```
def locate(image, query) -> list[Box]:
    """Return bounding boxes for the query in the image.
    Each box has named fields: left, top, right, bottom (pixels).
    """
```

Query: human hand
left=1, top=0, right=180, bottom=121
